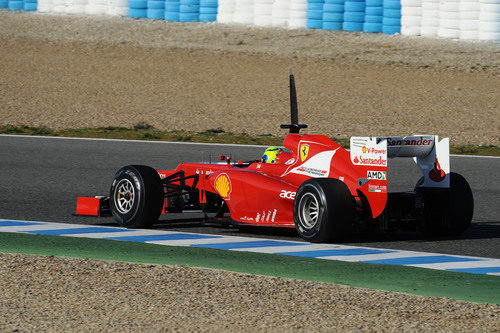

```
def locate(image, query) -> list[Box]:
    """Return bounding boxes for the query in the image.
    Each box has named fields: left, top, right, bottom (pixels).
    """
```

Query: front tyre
left=110, top=165, right=164, bottom=228
left=293, top=178, right=355, bottom=243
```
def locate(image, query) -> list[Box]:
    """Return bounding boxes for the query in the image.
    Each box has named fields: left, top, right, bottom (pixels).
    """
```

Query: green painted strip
left=0, top=232, right=498, bottom=304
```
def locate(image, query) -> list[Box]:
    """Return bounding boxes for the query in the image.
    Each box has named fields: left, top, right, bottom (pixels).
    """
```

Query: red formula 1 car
left=76, top=75, right=474, bottom=242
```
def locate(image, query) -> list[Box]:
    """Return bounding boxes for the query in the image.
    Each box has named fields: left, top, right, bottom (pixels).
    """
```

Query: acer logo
left=280, top=190, right=296, bottom=200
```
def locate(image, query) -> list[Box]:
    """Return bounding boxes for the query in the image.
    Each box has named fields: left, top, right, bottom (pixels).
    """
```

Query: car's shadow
left=96, top=217, right=500, bottom=243
left=339, top=221, right=500, bottom=243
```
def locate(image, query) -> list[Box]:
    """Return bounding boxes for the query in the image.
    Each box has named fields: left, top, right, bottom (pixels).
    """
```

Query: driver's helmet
left=261, top=147, right=282, bottom=164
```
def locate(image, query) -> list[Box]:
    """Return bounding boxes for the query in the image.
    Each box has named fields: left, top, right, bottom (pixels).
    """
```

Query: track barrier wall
left=1, top=0, right=498, bottom=41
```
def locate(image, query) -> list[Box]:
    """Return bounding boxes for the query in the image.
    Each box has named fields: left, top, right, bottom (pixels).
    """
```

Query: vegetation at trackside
left=0, top=124, right=498, bottom=156
left=0, top=124, right=286, bottom=146
left=0, top=232, right=499, bottom=304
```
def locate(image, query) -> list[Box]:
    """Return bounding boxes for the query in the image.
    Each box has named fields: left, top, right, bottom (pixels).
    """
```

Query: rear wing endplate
left=350, top=135, right=450, bottom=188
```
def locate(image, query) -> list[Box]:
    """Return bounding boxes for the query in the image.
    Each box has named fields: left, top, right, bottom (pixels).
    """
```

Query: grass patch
left=0, top=125, right=498, bottom=156
left=450, top=144, right=499, bottom=156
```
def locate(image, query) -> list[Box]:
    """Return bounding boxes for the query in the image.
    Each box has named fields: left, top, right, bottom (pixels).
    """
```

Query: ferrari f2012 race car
left=76, top=75, right=473, bottom=242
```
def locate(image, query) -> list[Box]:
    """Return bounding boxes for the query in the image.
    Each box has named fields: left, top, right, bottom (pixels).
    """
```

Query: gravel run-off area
left=0, top=12, right=499, bottom=145
left=0, top=11, right=499, bottom=331
left=0, top=253, right=499, bottom=332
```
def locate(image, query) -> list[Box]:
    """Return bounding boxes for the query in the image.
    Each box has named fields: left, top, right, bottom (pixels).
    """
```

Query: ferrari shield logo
left=300, top=144, right=310, bottom=162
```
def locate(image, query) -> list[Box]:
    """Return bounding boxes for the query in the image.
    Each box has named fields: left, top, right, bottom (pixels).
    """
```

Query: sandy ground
left=0, top=253, right=498, bottom=332
left=0, top=11, right=500, bottom=331
left=0, top=12, right=499, bottom=145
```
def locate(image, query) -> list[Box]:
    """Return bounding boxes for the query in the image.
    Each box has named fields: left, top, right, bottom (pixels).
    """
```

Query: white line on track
left=319, top=251, right=439, bottom=262
left=409, top=260, right=500, bottom=270
left=0, top=223, right=84, bottom=232
left=147, top=236, right=260, bottom=246
left=65, top=230, right=180, bottom=239
left=450, top=154, right=500, bottom=159
left=0, top=134, right=268, bottom=148
left=0, top=219, right=495, bottom=262
left=233, top=244, right=360, bottom=253
left=2, top=219, right=500, bottom=275
left=1, top=134, right=498, bottom=159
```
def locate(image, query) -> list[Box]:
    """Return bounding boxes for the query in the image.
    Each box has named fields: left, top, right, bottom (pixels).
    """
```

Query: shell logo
left=215, top=173, right=231, bottom=199
left=362, top=146, right=367, bottom=154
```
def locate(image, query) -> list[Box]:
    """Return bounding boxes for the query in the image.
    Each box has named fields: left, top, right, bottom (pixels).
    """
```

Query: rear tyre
left=110, top=165, right=164, bottom=228
left=293, top=179, right=355, bottom=242
left=417, top=172, right=473, bottom=236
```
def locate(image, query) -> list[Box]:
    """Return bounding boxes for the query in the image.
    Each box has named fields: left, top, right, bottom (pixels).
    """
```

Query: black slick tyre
left=418, top=172, right=473, bottom=236
left=110, top=165, right=164, bottom=228
left=293, top=178, right=355, bottom=243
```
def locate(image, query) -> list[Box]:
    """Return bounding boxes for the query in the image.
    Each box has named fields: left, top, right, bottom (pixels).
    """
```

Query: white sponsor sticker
left=383, top=135, right=435, bottom=158
left=290, top=149, right=338, bottom=178
left=350, top=137, right=387, bottom=166
left=369, top=184, right=387, bottom=193
left=367, top=170, right=386, bottom=180
left=279, top=190, right=296, bottom=200
left=195, top=169, right=215, bottom=175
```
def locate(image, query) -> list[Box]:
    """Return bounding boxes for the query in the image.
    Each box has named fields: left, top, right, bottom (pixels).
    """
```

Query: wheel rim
left=115, top=179, right=135, bottom=214
left=299, top=193, right=319, bottom=229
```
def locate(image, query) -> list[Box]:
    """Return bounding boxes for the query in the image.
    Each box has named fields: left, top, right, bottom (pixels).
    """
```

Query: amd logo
left=367, top=171, right=387, bottom=180
left=279, top=190, right=296, bottom=200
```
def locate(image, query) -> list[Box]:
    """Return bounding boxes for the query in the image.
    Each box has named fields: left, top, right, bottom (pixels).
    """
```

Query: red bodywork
left=76, top=197, right=102, bottom=216
left=157, top=134, right=388, bottom=227
left=74, top=73, right=459, bottom=237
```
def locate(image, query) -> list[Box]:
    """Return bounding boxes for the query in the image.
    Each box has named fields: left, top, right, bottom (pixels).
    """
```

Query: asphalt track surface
left=1, top=135, right=499, bottom=258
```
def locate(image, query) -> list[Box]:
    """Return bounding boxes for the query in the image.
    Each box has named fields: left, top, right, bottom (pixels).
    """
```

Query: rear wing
left=350, top=135, right=450, bottom=188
